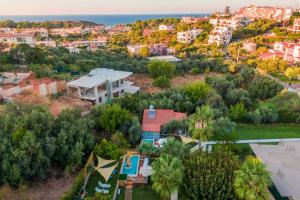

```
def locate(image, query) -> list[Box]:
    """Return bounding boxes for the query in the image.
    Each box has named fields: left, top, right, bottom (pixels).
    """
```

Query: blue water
left=0, top=14, right=209, bottom=26
left=143, top=131, right=160, bottom=140
left=121, top=155, right=140, bottom=176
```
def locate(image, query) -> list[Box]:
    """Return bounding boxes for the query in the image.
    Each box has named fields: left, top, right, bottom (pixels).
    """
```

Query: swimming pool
left=121, top=155, right=140, bottom=177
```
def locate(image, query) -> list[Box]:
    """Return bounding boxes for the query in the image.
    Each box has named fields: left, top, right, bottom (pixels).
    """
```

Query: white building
left=19, top=28, right=49, bottom=38
left=127, top=45, right=146, bottom=55
left=208, top=26, right=232, bottom=46
left=291, top=18, right=300, bottom=34
left=0, top=33, right=35, bottom=46
left=177, top=29, right=203, bottom=43
left=243, top=42, right=257, bottom=53
left=159, top=25, right=174, bottom=31
left=35, top=40, right=57, bottom=48
left=67, top=68, right=140, bottom=104
left=209, top=18, right=242, bottom=30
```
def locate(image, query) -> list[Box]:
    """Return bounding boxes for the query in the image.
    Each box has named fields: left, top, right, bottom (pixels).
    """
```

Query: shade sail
left=95, top=163, right=118, bottom=182
left=96, top=156, right=115, bottom=168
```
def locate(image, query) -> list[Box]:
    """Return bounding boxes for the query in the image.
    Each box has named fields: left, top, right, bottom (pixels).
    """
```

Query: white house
left=0, top=33, right=35, bottom=46
left=209, top=18, right=241, bottom=30
left=243, top=42, right=257, bottom=53
left=208, top=26, right=232, bottom=46
left=177, top=29, right=203, bottom=43
left=67, top=68, right=140, bottom=104
left=159, top=25, right=174, bottom=31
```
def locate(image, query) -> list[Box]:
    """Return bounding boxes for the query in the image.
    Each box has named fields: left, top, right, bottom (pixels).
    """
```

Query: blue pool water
left=121, top=155, right=140, bottom=177
left=143, top=132, right=160, bottom=140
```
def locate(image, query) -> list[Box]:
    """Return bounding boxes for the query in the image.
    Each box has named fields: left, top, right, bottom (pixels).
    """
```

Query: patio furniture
left=98, top=181, right=111, bottom=189
left=95, top=187, right=109, bottom=194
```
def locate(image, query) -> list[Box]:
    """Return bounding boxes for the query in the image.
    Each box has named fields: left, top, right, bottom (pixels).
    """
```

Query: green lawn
left=237, top=124, right=300, bottom=140
left=132, top=185, right=160, bottom=200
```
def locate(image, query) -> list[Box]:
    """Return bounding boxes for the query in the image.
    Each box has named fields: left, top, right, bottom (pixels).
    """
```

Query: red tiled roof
left=142, top=109, right=187, bottom=132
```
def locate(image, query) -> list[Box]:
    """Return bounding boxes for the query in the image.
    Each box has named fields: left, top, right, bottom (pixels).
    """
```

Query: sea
left=0, top=14, right=209, bottom=26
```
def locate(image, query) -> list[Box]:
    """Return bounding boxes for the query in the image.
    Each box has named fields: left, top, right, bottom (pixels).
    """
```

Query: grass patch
left=116, top=187, right=125, bottom=200
left=132, top=185, right=160, bottom=200
left=237, top=124, right=300, bottom=140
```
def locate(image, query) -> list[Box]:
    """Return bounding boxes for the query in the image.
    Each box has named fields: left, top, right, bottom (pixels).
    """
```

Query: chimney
left=148, top=105, right=156, bottom=119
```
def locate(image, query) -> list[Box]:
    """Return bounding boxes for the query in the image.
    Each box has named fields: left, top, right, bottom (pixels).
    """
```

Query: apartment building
left=67, top=68, right=140, bottom=104
left=35, top=40, right=57, bottom=48
left=0, top=33, right=35, bottom=46
left=235, top=5, right=293, bottom=21
left=208, top=26, right=232, bottom=46
left=263, top=42, right=300, bottom=63
left=50, top=27, right=83, bottom=37
left=177, top=29, right=203, bottom=43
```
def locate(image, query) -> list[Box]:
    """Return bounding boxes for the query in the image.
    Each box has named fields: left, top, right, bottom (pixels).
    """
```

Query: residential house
left=208, top=26, right=232, bottom=46
left=181, top=16, right=208, bottom=24
left=234, top=5, right=293, bottom=21
left=209, top=18, right=242, bottom=30
left=243, top=42, right=257, bottom=53
left=159, top=24, right=174, bottom=31
left=177, top=29, right=203, bottom=43
left=291, top=18, right=300, bottom=33
left=127, top=45, right=145, bottom=55
left=18, top=28, right=49, bottom=38
left=142, top=106, right=187, bottom=139
left=0, top=75, right=66, bottom=99
left=67, top=68, right=140, bottom=105
left=143, top=29, right=153, bottom=37
left=50, top=27, right=83, bottom=37
left=35, top=40, right=57, bottom=48
left=0, top=33, right=35, bottom=46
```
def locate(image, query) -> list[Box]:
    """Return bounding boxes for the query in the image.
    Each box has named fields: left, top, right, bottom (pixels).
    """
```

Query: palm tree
left=234, top=156, right=272, bottom=200
left=188, top=106, right=214, bottom=140
left=151, top=154, right=184, bottom=200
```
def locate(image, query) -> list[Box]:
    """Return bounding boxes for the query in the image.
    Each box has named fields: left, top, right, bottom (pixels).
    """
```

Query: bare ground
left=128, top=73, right=220, bottom=94
left=0, top=174, right=76, bottom=200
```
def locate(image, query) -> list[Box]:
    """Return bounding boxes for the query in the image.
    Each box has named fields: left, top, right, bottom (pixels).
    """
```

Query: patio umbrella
left=139, top=165, right=153, bottom=177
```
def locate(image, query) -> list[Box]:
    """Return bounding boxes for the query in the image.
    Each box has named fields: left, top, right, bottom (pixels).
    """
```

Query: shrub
left=153, top=76, right=171, bottom=88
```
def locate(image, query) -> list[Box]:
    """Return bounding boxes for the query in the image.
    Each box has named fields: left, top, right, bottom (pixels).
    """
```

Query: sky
left=0, top=0, right=298, bottom=15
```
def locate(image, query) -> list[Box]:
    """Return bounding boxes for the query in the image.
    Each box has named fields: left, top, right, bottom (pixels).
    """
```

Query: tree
left=94, top=104, right=132, bottom=133
left=161, top=138, right=189, bottom=160
left=152, top=154, right=183, bottom=200
left=234, top=156, right=271, bottom=200
left=205, top=76, right=234, bottom=98
left=93, top=139, right=122, bottom=160
left=285, top=67, right=300, bottom=81
left=182, top=148, right=240, bottom=199
left=248, top=76, right=283, bottom=100
left=153, top=75, right=171, bottom=88
left=138, top=142, right=159, bottom=156
left=183, top=81, right=211, bottom=102
left=139, top=46, right=150, bottom=57
left=128, top=117, right=142, bottom=145
left=229, top=102, right=248, bottom=122
left=148, top=60, right=176, bottom=78
left=0, top=104, right=56, bottom=186
left=188, top=106, right=214, bottom=140
left=213, top=117, right=237, bottom=143
left=53, top=109, right=95, bottom=171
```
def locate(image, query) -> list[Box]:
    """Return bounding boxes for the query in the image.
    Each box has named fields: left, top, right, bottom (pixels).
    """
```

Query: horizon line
left=0, top=13, right=211, bottom=16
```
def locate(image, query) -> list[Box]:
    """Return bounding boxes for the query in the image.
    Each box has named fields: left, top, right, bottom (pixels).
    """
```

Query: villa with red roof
left=142, top=106, right=187, bottom=139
